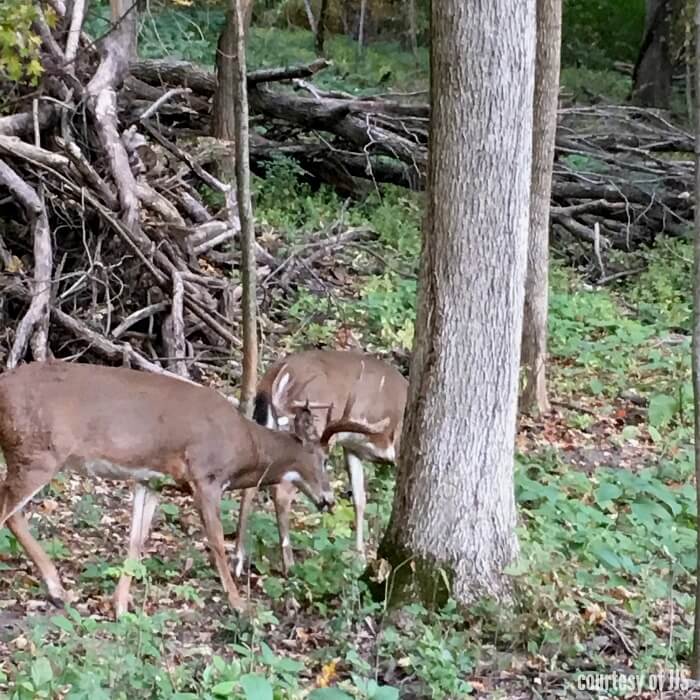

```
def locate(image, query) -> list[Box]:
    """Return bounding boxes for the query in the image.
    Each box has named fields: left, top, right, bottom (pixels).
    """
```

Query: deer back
left=256, top=350, right=408, bottom=461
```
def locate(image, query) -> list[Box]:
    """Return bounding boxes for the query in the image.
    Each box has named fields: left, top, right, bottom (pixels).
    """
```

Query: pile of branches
left=552, top=106, right=694, bottom=259
left=0, top=5, right=379, bottom=380
left=0, top=3, right=695, bottom=377
left=125, top=59, right=695, bottom=251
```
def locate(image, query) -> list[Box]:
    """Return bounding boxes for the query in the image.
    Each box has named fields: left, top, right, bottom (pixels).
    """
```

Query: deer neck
left=239, top=424, right=310, bottom=488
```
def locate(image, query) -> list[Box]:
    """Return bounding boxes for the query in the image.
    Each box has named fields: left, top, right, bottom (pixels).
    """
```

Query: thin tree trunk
left=407, top=0, right=419, bottom=66
left=212, top=1, right=258, bottom=416
left=110, top=0, right=138, bottom=60
left=315, top=0, right=328, bottom=56
left=303, top=0, right=318, bottom=35
left=358, top=0, right=367, bottom=55
left=243, top=0, right=254, bottom=34
left=213, top=12, right=236, bottom=143
left=690, top=0, right=700, bottom=680
left=377, top=0, right=535, bottom=607
left=520, top=0, right=561, bottom=416
left=230, top=0, right=258, bottom=417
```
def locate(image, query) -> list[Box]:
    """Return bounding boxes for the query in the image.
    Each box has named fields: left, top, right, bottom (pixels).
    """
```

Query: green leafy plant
left=0, top=0, right=43, bottom=87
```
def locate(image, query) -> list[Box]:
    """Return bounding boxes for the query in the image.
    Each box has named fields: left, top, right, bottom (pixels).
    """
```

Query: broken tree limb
left=163, top=271, right=189, bottom=378
left=0, top=160, right=53, bottom=368
left=0, top=136, right=69, bottom=169
left=129, top=57, right=331, bottom=94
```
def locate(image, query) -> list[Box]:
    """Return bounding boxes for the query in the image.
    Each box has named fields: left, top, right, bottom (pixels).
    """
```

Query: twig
left=111, top=302, right=169, bottom=338
left=138, top=87, right=192, bottom=122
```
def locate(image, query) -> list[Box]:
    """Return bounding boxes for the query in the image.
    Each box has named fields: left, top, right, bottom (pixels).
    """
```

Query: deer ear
left=293, top=405, right=318, bottom=445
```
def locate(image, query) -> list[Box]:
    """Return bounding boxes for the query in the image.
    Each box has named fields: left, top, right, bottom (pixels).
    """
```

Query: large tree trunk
left=690, top=0, right=700, bottom=680
left=377, top=0, right=536, bottom=607
left=632, top=0, right=674, bottom=108
left=520, top=0, right=561, bottom=416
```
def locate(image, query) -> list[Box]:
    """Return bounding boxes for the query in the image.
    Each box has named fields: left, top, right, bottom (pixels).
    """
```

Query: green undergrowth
left=84, top=4, right=427, bottom=95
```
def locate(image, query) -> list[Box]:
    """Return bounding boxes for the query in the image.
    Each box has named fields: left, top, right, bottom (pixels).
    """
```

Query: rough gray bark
left=632, top=0, right=674, bottom=108
left=691, top=0, right=700, bottom=680
left=520, top=0, right=561, bottom=416
left=377, top=0, right=535, bottom=606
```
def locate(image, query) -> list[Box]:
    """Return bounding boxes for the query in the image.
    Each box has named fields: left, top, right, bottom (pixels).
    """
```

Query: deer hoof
left=228, top=593, right=249, bottom=615
left=47, top=584, right=76, bottom=609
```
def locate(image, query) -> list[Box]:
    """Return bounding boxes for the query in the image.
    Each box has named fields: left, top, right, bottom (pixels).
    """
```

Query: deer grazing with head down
left=0, top=360, right=336, bottom=615
left=233, top=349, right=408, bottom=576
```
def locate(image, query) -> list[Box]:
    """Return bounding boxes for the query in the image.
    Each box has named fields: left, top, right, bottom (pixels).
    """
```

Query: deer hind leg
left=193, top=481, right=245, bottom=612
left=344, top=451, right=366, bottom=557
left=233, top=487, right=256, bottom=578
left=0, top=459, right=70, bottom=605
left=272, top=480, right=297, bottom=576
left=113, top=484, right=159, bottom=617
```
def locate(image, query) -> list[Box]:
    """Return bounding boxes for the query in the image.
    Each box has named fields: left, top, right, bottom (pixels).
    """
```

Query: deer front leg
left=272, top=480, right=297, bottom=575
left=194, top=482, right=245, bottom=612
left=0, top=462, right=72, bottom=606
left=233, top=487, right=256, bottom=578
left=6, top=512, right=72, bottom=606
left=113, top=484, right=159, bottom=617
left=344, top=451, right=366, bottom=557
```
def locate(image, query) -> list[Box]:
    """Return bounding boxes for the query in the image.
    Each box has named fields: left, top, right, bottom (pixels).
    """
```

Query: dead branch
left=0, top=160, right=52, bottom=367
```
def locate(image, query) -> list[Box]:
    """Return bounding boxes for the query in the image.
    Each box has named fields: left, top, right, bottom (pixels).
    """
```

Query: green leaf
left=589, top=543, right=621, bottom=570
left=594, top=482, right=621, bottom=505
left=648, top=425, right=662, bottom=443
left=50, top=615, right=74, bottom=633
left=275, top=657, right=304, bottom=673
left=635, top=497, right=673, bottom=522
left=308, top=690, right=354, bottom=700
left=372, top=687, right=400, bottom=700
left=30, top=658, right=53, bottom=688
left=211, top=681, right=237, bottom=696
left=160, top=502, right=180, bottom=517
left=588, top=377, right=604, bottom=395
left=648, top=393, right=677, bottom=428
left=240, top=674, right=273, bottom=700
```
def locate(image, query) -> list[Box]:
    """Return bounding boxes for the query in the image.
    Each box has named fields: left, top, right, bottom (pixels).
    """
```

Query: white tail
left=236, top=349, right=407, bottom=575
left=0, top=360, right=335, bottom=615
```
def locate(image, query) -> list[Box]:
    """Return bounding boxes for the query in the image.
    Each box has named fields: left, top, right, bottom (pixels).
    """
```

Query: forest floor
left=1, top=9, right=699, bottom=700
left=1, top=173, right=698, bottom=700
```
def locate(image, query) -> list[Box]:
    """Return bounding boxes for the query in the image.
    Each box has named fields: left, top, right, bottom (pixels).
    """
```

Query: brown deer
left=0, top=360, right=335, bottom=615
left=233, top=349, right=408, bottom=576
